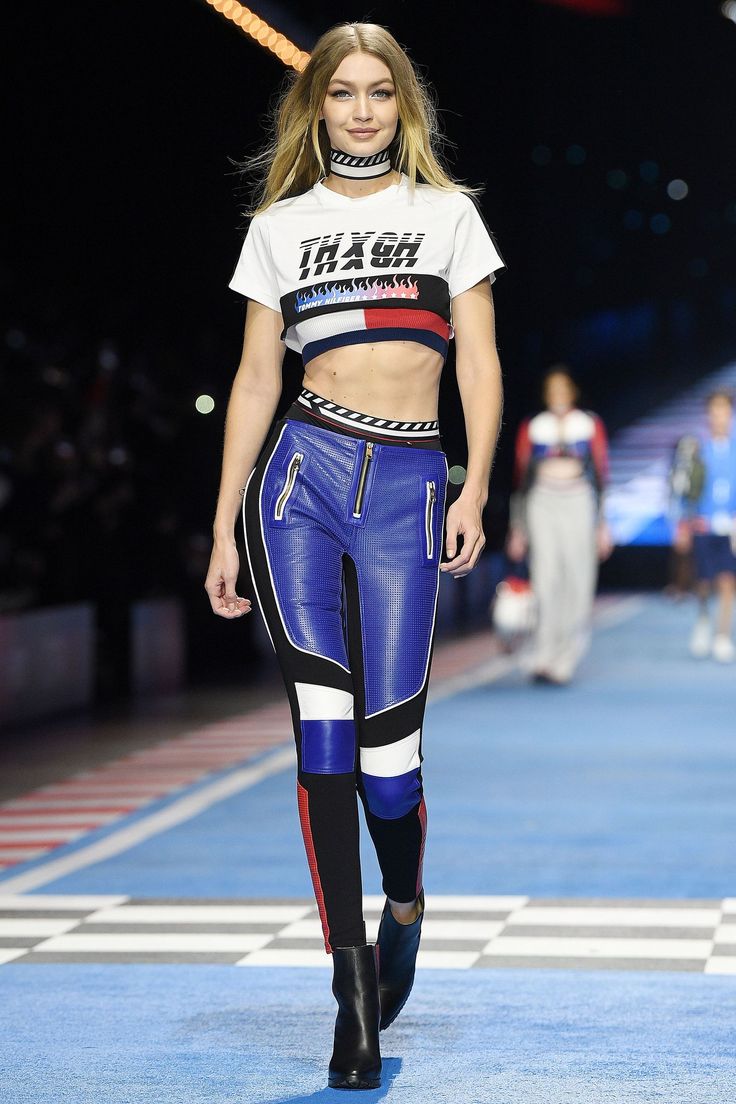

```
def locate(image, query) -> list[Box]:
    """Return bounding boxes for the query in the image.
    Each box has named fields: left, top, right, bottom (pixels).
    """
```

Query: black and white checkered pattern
left=2, top=894, right=735, bottom=973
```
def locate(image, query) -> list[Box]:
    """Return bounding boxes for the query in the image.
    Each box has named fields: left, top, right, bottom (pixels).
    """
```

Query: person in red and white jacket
left=506, top=366, right=612, bottom=684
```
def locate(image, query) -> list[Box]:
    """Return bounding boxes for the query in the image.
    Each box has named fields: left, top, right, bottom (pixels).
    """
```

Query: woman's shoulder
left=249, top=183, right=329, bottom=227
left=412, top=180, right=475, bottom=207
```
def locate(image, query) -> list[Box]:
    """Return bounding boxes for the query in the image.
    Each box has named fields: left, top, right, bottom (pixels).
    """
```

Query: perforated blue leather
left=259, top=420, right=447, bottom=716
left=361, top=768, right=422, bottom=820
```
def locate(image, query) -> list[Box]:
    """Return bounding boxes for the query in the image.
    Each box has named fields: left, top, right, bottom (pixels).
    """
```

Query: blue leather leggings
left=243, top=405, right=448, bottom=951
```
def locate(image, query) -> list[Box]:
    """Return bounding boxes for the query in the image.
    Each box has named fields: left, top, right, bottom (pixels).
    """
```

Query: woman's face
left=320, top=51, right=398, bottom=157
left=544, top=374, right=576, bottom=414
left=708, top=396, right=733, bottom=437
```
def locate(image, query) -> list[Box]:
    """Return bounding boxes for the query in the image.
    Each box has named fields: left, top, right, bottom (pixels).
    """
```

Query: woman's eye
left=329, top=89, right=393, bottom=99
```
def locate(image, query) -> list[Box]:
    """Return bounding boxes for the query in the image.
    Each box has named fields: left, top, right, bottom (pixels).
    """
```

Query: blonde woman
left=205, top=22, right=504, bottom=1089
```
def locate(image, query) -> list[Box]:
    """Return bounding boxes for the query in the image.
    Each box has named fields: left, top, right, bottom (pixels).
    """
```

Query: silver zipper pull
left=274, top=452, right=303, bottom=520
left=352, top=441, right=374, bottom=519
left=425, top=480, right=437, bottom=559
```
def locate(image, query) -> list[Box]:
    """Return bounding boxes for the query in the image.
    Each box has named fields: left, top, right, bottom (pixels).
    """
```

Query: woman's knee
left=358, top=730, right=422, bottom=819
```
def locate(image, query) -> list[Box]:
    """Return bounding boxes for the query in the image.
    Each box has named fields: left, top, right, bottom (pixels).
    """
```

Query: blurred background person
left=506, top=366, right=612, bottom=684
left=666, top=433, right=699, bottom=602
left=672, top=390, right=736, bottom=663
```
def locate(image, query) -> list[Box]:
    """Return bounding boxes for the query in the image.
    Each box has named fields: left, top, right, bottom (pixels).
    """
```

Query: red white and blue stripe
left=280, top=273, right=453, bottom=367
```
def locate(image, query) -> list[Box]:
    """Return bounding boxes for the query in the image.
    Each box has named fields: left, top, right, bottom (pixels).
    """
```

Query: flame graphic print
left=295, top=274, right=420, bottom=313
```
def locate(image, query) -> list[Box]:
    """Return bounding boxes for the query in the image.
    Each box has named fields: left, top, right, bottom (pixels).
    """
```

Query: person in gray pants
left=506, top=367, right=612, bottom=684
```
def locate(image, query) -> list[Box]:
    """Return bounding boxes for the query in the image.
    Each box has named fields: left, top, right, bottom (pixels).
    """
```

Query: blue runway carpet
left=1, top=964, right=735, bottom=1103
left=2, top=596, right=736, bottom=1102
left=17, top=595, right=736, bottom=901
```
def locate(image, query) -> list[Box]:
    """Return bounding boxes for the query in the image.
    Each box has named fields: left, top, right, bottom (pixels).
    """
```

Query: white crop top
left=228, top=172, right=505, bottom=366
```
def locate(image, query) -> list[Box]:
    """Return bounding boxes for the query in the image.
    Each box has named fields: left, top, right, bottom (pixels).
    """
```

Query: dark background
left=3, top=0, right=735, bottom=692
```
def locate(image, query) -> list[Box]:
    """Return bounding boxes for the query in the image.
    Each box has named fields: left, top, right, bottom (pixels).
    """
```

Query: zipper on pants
left=352, top=441, right=374, bottom=519
left=274, top=452, right=303, bottom=520
left=425, top=480, right=437, bottom=559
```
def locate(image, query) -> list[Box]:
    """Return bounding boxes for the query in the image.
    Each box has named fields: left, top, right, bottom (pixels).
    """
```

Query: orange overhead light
left=205, top=0, right=310, bottom=70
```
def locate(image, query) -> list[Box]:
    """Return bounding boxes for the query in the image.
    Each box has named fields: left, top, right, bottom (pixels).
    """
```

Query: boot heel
left=328, top=944, right=382, bottom=1090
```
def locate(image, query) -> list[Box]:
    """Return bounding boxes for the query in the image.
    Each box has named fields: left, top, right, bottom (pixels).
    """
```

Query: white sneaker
left=712, top=635, right=735, bottom=663
left=689, top=616, right=712, bottom=658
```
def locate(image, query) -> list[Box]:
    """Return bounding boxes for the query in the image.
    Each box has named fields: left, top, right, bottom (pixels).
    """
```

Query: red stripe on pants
left=296, top=780, right=332, bottom=953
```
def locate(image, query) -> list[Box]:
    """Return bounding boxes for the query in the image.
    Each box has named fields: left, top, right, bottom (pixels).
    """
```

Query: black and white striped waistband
left=296, top=389, right=440, bottom=440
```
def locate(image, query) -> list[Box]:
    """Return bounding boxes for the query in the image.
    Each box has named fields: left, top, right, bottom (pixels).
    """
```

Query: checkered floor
left=2, top=894, right=735, bottom=972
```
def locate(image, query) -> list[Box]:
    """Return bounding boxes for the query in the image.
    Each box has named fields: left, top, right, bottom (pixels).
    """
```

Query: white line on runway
left=0, top=949, right=27, bottom=965
left=0, top=894, right=128, bottom=910
left=0, top=748, right=295, bottom=894
left=88, top=904, right=313, bottom=925
left=33, top=932, right=275, bottom=953
left=481, top=936, right=712, bottom=959
left=510, top=906, right=721, bottom=928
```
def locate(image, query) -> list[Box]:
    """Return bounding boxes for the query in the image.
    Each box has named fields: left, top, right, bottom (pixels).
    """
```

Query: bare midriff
left=302, top=339, right=444, bottom=421
left=536, top=456, right=585, bottom=481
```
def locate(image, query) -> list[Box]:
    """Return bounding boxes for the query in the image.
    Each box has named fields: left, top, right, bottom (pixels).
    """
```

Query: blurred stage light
left=566, top=144, right=586, bottom=165
left=650, top=213, right=671, bottom=234
left=536, top=0, right=629, bottom=15
left=98, top=345, right=119, bottom=371
left=667, top=179, right=688, bottom=200
left=205, top=1, right=309, bottom=70
left=606, top=168, right=628, bottom=189
left=448, top=465, right=466, bottom=485
left=639, top=160, right=659, bottom=183
left=623, top=209, right=643, bottom=230
left=42, top=366, right=68, bottom=388
left=531, top=144, right=552, bottom=165
left=196, top=395, right=216, bottom=414
left=5, top=328, right=26, bottom=350
left=722, top=2, right=736, bottom=26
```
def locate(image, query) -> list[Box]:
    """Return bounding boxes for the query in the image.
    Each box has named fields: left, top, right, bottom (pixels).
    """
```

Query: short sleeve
left=447, top=193, right=505, bottom=300
left=228, top=214, right=281, bottom=312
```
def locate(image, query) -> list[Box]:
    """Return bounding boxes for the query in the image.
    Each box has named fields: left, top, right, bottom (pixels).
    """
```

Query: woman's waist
left=302, top=354, right=441, bottom=422
left=289, top=387, right=442, bottom=450
left=534, top=455, right=586, bottom=478
left=530, top=471, right=593, bottom=494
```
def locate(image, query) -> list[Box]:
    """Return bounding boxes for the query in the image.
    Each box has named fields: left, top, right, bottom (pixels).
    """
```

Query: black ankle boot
left=327, top=944, right=382, bottom=1090
left=376, top=891, right=425, bottom=1030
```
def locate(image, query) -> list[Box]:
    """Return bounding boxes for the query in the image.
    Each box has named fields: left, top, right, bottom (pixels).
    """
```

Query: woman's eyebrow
left=327, top=78, right=394, bottom=87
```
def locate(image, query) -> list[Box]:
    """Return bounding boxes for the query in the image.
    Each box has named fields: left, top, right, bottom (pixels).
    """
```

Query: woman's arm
left=506, top=420, right=532, bottom=562
left=205, top=300, right=285, bottom=618
left=441, top=277, right=503, bottom=578
left=590, top=414, right=614, bottom=560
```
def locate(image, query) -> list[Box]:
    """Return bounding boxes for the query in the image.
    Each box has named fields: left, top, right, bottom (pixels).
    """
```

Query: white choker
left=329, top=145, right=393, bottom=180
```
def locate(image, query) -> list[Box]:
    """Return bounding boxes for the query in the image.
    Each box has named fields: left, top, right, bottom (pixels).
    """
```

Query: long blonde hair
left=233, top=21, right=484, bottom=220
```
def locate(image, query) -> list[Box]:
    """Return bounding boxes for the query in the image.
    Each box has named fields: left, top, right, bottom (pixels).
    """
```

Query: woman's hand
left=441, top=495, right=486, bottom=578
left=505, top=526, right=528, bottom=564
left=673, top=520, right=693, bottom=555
left=205, top=537, right=252, bottom=619
left=596, top=521, right=614, bottom=562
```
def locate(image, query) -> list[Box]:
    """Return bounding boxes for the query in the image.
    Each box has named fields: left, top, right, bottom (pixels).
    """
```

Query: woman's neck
left=321, top=167, right=401, bottom=200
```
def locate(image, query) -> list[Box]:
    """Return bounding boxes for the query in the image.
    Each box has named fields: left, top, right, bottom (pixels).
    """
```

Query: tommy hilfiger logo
left=298, top=231, right=425, bottom=281
left=295, top=275, right=420, bottom=313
